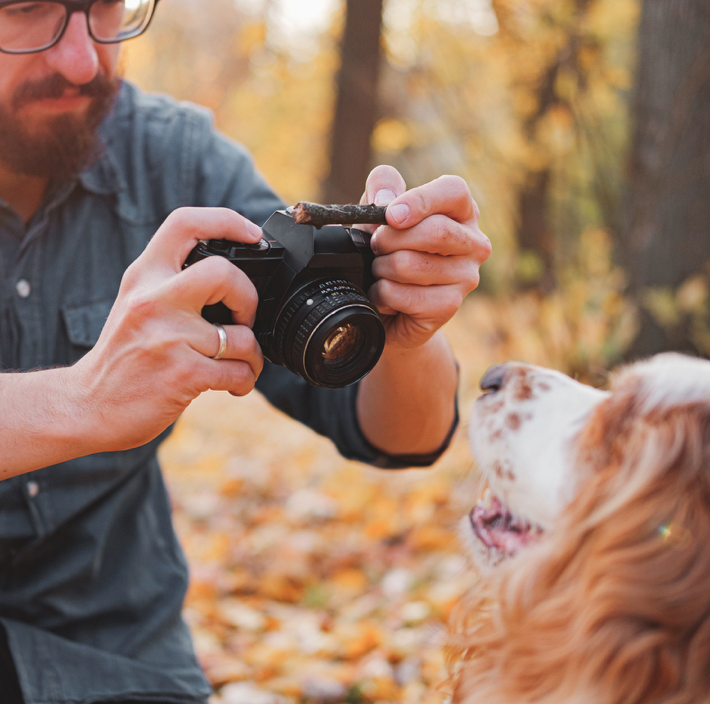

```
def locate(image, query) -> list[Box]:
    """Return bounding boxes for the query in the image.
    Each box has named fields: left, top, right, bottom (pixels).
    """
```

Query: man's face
left=0, top=12, right=122, bottom=181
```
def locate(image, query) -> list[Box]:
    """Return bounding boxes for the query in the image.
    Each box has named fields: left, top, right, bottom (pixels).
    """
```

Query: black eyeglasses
left=0, top=0, right=158, bottom=54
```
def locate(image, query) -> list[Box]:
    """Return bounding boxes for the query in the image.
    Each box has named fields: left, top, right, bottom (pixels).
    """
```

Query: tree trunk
left=517, top=168, right=555, bottom=290
left=512, top=0, right=593, bottom=291
left=322, top=0, right=384, bottom=204
left=621, top=0, right=710, bottom=359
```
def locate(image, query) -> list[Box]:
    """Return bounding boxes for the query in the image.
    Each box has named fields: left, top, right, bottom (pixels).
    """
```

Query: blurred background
left=121, top=1, right=710, bottom=702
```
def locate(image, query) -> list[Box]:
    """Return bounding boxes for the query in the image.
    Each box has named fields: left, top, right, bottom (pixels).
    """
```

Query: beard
left=0, top=71, right=122, bottom=181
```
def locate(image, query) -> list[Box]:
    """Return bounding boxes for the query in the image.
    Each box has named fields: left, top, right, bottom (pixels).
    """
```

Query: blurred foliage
left=161, top=387, right=471, bottom=704
left=374, top=0, right=639, bottom=289
left=639, top=270, right=710, bottom=357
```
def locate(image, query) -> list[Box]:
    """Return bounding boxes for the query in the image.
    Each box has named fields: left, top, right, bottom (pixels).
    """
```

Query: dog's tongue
left=469, top=497, right=538, bottom=558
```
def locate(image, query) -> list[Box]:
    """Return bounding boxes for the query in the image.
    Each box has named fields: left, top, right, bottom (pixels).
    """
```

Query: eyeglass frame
left=0, top=0, right=160, bottom=55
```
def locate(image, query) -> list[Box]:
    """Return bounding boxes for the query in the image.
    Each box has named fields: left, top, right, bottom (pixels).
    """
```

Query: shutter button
left=27, top=481, right=39, bottom=498
left=16, top=279, right=31, bottom=298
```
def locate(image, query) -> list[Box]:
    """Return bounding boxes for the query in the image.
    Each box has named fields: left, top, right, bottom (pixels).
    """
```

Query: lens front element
left=275, top=280, right=386, bottom=389
left=322, top=324, right=365, bottom=367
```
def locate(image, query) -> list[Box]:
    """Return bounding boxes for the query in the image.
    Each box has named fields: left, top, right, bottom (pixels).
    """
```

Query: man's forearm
left=0, top=367, right=95, bottom=480
left=356, top=331, right=458, bottom=458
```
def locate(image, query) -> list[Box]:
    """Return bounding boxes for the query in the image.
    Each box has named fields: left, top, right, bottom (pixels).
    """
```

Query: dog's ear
left=448, top=388, right=710, bottom=704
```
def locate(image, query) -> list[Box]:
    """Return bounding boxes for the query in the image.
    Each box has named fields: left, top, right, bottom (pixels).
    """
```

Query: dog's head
left=451, top=353, right=710, bottom=704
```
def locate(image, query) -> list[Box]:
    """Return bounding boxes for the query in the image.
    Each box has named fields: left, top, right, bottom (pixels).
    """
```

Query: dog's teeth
left=482, top=487, right=493, bottom=509
left=509, top=516, right=523, bottom=532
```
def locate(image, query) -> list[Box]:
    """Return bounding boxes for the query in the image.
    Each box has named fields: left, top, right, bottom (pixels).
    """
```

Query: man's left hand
left=361, top=166, right=491, bottom=349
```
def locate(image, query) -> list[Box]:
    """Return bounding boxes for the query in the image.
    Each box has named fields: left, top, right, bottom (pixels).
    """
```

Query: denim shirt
left=0, top=82, right=456, bottom=704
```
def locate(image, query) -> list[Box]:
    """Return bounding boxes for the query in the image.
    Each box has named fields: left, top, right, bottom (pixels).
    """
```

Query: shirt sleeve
left=254, top=361, right=459, bottom=469
left=190, top=112, right=458, bottom=469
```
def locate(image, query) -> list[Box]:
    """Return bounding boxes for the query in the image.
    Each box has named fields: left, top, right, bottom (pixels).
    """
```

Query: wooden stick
left=289, top=202, right=387, bottom=228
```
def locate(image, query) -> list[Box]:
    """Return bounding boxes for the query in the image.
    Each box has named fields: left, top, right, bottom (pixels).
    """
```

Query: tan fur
left=449, top=367, right=710, bottom=704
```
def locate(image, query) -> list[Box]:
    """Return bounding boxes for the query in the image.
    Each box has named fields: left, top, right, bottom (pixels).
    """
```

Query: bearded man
left=0, top=2, right=491, bottom=703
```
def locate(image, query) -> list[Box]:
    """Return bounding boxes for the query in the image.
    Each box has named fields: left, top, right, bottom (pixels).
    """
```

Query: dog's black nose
left=480, top=364, right=508, bottom=393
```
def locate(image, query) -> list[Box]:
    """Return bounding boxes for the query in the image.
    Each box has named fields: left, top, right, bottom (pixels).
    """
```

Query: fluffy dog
left=449, top=353, right=710, bottom=704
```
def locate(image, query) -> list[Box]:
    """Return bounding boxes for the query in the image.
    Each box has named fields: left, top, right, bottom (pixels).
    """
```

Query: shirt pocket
left=61, top=298, right=114, bottom=364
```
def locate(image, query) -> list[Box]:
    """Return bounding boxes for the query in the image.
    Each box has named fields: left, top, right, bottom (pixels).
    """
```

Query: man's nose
left=44, top=12, right=99, bottom=85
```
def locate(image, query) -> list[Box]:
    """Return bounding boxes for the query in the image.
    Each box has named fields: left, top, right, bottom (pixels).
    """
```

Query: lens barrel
left=274, top=280, right=385, bottom=389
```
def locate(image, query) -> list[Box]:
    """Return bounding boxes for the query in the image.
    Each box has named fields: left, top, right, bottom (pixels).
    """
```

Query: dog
left=449, top=353, right=710, bottom=704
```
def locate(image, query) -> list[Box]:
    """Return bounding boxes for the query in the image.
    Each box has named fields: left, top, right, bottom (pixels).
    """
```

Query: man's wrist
left=357, top=331, right=458, bottom=457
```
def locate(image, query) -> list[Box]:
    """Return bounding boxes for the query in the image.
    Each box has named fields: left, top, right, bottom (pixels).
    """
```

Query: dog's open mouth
left=469, top=487, right=543, bottom=562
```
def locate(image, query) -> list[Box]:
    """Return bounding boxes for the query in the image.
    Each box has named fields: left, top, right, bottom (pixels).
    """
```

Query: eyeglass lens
left=0, top=0, right=153, bottom=53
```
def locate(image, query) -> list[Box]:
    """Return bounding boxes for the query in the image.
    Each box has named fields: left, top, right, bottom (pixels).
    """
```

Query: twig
left=288, top=202, right=387, bottom=228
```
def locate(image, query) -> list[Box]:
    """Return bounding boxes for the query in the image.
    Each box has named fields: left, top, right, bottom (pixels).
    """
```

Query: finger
left=187, top=320, right=264, bottom=394
left=195, top=357, right=262, bottom=397
left=140, top=207, right=263, bottom=274
left=165, top=256, right=259, bottom=327
left=194, top=320, right=264, bottom=373
left=368, top=279, right=463, bottom=323
left=383, top=175, right=479, bottom=230
left=372, top=214, right=489, bottom=259
left=371, top=250, right=481, bottom=288
left=360, top=165, right=407, bottom=206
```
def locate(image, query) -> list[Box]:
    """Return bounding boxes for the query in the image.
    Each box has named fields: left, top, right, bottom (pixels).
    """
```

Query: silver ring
left=212, top=324, right=228, bottom=360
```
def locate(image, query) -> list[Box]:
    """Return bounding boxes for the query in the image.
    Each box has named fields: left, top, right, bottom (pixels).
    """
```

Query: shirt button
left=15, top=279, right=31, bottom=298
left=26, top=481, right=39, bottom=498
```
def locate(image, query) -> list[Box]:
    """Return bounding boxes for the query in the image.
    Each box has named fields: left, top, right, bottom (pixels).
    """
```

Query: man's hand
left=70, top=207, right=265, bottom=453
left=361, top=166, right=491, bottom=349
left=355, top=166, right=490, bottom=458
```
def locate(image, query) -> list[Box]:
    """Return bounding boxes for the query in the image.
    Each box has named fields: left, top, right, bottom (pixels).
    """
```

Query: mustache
left=12, top=72, right=119, bottom=111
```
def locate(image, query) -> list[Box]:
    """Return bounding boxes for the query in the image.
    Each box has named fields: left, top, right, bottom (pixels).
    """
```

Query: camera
left=184, top=210, right=386, bottom=389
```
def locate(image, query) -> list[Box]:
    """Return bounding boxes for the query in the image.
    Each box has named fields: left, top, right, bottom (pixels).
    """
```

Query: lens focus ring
left=274, top=280, right=385, bottom=388
left=273, top=280, right=358, bottom=365
left=291, top=292, right=372, bottom=362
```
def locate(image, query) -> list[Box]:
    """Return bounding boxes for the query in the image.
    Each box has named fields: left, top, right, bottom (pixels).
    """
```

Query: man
left=0, top=1, right=491, bottom=703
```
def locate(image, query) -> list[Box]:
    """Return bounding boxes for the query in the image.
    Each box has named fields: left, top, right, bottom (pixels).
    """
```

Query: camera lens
left=322, top=324, right=365, bottom=367
left=274, top=280, right=386, bottom=389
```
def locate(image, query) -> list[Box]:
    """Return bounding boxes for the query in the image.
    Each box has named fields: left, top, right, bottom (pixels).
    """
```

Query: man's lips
left=28, top=90, right=91, bottom=112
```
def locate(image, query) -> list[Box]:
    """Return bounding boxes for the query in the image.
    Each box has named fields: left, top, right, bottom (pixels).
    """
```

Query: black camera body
left=184, top=210, right=386, bottom=389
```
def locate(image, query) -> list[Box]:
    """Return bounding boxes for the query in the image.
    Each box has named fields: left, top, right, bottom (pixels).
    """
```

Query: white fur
left=469, top=363, right=608, bottom=530
left=631, top=352, right=710, bottom=414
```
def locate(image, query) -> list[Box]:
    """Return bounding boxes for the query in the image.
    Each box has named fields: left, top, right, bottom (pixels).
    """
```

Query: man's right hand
left=1, top=208, right=265, bottom=479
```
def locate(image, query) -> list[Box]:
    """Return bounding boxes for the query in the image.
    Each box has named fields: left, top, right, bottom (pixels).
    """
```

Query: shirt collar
left=78, top=145, right=125, bottom=196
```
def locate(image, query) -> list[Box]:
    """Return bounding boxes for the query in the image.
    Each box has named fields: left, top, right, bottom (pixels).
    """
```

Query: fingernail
left=389, top=203, right=410, bottom=225
left=374, top=189, right=397, bottom=206
left=370, top=232, right=379, bottom=255
left=245, top=220, right=263, bottom=240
